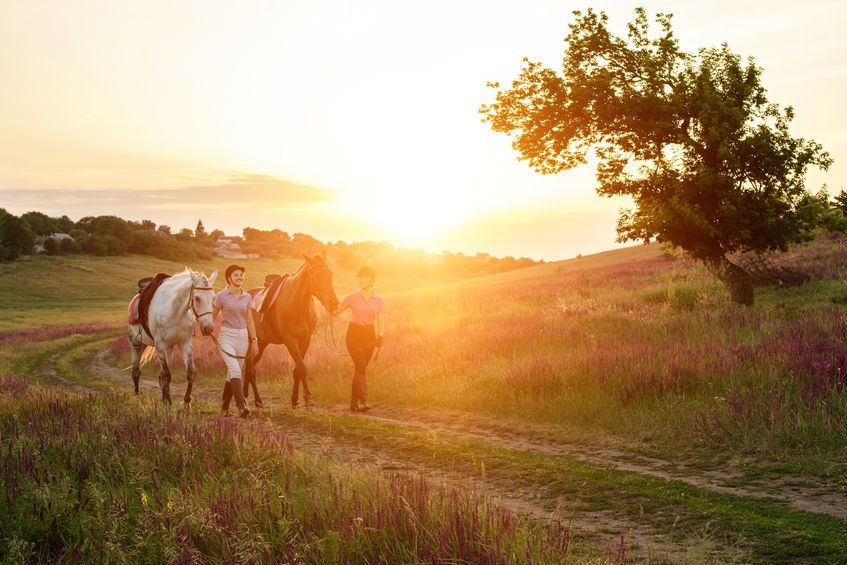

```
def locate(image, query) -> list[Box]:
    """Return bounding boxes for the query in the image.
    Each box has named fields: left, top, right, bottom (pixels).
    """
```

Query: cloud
left=183, top=175, right=340, bottom=206
left=0, top=175, right=339, bottom=216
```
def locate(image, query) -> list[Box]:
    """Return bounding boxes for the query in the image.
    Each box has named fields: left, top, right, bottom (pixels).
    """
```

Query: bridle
left=188, top=281, right=215, bottom=320
left=303, top=261, right=336, bottom=309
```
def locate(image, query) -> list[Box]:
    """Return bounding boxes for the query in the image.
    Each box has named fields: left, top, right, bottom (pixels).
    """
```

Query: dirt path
left=356, top=406, right=847, bottom=522
left=82, top=346, right=845, bottom=562
left=87, top=348, right=847, bottom=522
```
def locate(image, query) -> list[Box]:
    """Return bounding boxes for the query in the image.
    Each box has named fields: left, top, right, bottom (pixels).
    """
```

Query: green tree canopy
left=0, top=209, right=36, bottom=261
left=77, top=215, right=133, bottom=242
left=55, top=215, right=75, bottom=233
left=20, top=211, right=57, bottom=235
left=480, top=8, right=832, bottom=304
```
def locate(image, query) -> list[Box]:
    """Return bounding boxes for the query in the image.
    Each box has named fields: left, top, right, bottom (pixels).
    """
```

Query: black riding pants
left=346, top=323, right=376, bottom=373
left=346, top=323, right=376, bottom=407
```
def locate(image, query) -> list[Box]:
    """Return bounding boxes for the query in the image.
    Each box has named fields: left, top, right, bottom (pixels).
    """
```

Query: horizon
left=1, top=0, right=844, bottom=262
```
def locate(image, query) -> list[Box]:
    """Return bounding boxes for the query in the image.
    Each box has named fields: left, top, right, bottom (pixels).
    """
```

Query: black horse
left=238, top=254, right=339, bottom=409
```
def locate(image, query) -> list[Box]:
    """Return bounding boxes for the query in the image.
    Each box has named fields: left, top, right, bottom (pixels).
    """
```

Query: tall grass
left=0, top=377, right=580, bottom=563
left=106, top=235, right=847, bottom=467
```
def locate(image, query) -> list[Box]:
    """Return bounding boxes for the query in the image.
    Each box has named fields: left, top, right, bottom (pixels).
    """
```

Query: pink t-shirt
left=341, top=291, right=386, bottom=326
left=214, top=288, right=255, bottom=329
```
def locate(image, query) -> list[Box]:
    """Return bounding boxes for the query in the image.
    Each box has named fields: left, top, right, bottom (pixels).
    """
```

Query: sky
left=1, top=0, right=845, bottom=261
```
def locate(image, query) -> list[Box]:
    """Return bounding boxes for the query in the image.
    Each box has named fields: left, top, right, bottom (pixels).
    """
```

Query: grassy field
left=2, top=237, right=847, bottom=563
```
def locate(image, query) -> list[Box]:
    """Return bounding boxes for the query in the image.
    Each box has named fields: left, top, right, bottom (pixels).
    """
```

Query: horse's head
left=304, top=254, right=339, bottom=313
left=189, top=269, right=218, bottom=336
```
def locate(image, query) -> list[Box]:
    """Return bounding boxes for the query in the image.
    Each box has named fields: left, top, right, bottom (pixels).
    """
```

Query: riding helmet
left=357, top=266, right=375, bottom=280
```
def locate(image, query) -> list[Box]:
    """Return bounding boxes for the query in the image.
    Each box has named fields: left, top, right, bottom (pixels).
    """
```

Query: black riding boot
left=230, top=378, right=249, bottom=418
left=351, top=371, right=369, bottom=411
left=221, top=381, right=233, bottom=415
left=350, top=371, right=359, bottom=411
left=359, top=372, right=369, bottom=411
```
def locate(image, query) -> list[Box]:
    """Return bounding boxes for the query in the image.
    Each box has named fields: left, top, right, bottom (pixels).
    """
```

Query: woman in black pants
left=333, top=266, right=386, bottom=412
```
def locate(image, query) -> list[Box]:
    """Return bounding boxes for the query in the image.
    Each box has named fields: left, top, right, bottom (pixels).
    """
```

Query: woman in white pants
left=212, top=264, right=258, bottom=417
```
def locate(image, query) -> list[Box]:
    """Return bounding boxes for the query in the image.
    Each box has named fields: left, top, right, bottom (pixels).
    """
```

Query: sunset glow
left=1, top=0, right=845, bottom=260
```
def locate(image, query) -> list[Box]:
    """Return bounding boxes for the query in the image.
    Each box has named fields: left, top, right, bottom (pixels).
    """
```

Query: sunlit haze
left=1, top=0, right=845, bottom=260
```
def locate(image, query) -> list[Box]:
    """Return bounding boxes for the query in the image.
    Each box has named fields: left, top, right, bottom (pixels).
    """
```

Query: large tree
left=480, top=8, right=832, bottom=305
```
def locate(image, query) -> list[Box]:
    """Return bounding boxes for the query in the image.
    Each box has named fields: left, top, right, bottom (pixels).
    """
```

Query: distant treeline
left=0, top=210, right=212, bottom=262
left=0, top=210, right=542, bottom=276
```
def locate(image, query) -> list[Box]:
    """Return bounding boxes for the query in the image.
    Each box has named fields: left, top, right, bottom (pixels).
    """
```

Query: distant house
left=475, top=253, right=491, bottom=263
left=214, top=236, right=258, bottom=260
left=33, top=233, right=75, bottom=253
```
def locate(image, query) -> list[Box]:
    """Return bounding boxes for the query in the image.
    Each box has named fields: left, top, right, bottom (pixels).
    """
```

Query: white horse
left=128, top=268, right=218, bottom=407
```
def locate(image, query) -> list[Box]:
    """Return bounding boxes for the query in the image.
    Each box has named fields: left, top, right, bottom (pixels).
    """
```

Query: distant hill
left=0, top=243, right=663, bottom=333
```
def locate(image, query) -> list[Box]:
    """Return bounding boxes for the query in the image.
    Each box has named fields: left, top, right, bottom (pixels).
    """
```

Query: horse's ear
left=209, top=270, right=218, bottom=284
left=302, top=254, right=311, bottom=264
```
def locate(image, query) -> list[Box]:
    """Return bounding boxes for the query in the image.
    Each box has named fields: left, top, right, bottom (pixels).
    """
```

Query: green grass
left=3, top=238, right=847, bottom=562
left=0, top=377, right=586, bottom=563
left=266, top=408, right=847, bottom=563
left=0, top=252, right=470, bottom=332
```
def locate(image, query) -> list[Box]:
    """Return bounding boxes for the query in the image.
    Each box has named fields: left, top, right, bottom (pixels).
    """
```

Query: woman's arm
left=332, top=302, right=350, bottom=317
left=247, top=308, right=258, bottom=345
left=246, top=308, right=258, bottom=355
left=375, top=312, right=385, bottom=340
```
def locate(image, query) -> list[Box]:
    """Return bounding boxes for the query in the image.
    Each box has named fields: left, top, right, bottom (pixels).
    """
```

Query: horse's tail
left=139, top=346, right=158, bottom=368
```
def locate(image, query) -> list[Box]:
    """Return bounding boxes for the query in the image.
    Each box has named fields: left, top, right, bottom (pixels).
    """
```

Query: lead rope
left=322, top=314, right=381, bottom=361
left=209, top=333, right=255, bottom=360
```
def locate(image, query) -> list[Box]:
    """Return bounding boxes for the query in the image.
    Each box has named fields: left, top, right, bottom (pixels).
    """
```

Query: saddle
left=132, top=273, right=170, bottom=339
left=258, top=274, right=287, bottom=314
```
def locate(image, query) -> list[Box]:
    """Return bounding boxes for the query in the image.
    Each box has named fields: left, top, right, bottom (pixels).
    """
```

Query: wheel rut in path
left=84, top=346, right=847, bottom=532
left=354, top=406, right=847, bottom=522
left=84, top=348, right=695, bottom=561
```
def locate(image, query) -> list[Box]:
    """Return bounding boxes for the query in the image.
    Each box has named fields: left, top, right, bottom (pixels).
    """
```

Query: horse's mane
left=165, top=269, right=193, bottom=291
left=290, top=263, right=311, bottom=306
left=171, top=268, right=211, bottom=284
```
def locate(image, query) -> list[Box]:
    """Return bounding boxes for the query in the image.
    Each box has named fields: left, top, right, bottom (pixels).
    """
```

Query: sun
left=342, top=176, right=475, bottom=245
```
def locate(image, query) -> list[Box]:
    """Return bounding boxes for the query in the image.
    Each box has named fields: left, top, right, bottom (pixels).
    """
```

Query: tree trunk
left=708, top=256, right=754, bottom=306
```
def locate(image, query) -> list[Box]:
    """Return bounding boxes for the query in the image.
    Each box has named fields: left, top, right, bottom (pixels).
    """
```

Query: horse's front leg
left=299, top=333, right=313, bottom=406
left=244, top=340, right=268, bottom=408
left=155, top=341, right=172, bottom=406
left=181, top=340, right=195, bottom=410
left=287, top=340, right=311, bottom=408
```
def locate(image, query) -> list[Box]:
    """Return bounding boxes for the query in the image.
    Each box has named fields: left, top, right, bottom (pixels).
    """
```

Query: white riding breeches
left=218, top=327, right=247, bottom=382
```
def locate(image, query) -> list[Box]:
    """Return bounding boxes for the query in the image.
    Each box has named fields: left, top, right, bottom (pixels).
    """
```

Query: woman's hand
left=249, top=339, right=258, bottom=357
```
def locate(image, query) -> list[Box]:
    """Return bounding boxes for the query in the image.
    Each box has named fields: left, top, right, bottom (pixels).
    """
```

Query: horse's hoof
left=254, top=400, right=263, bottom=409
left=240, top=408, right=250, bottom=418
